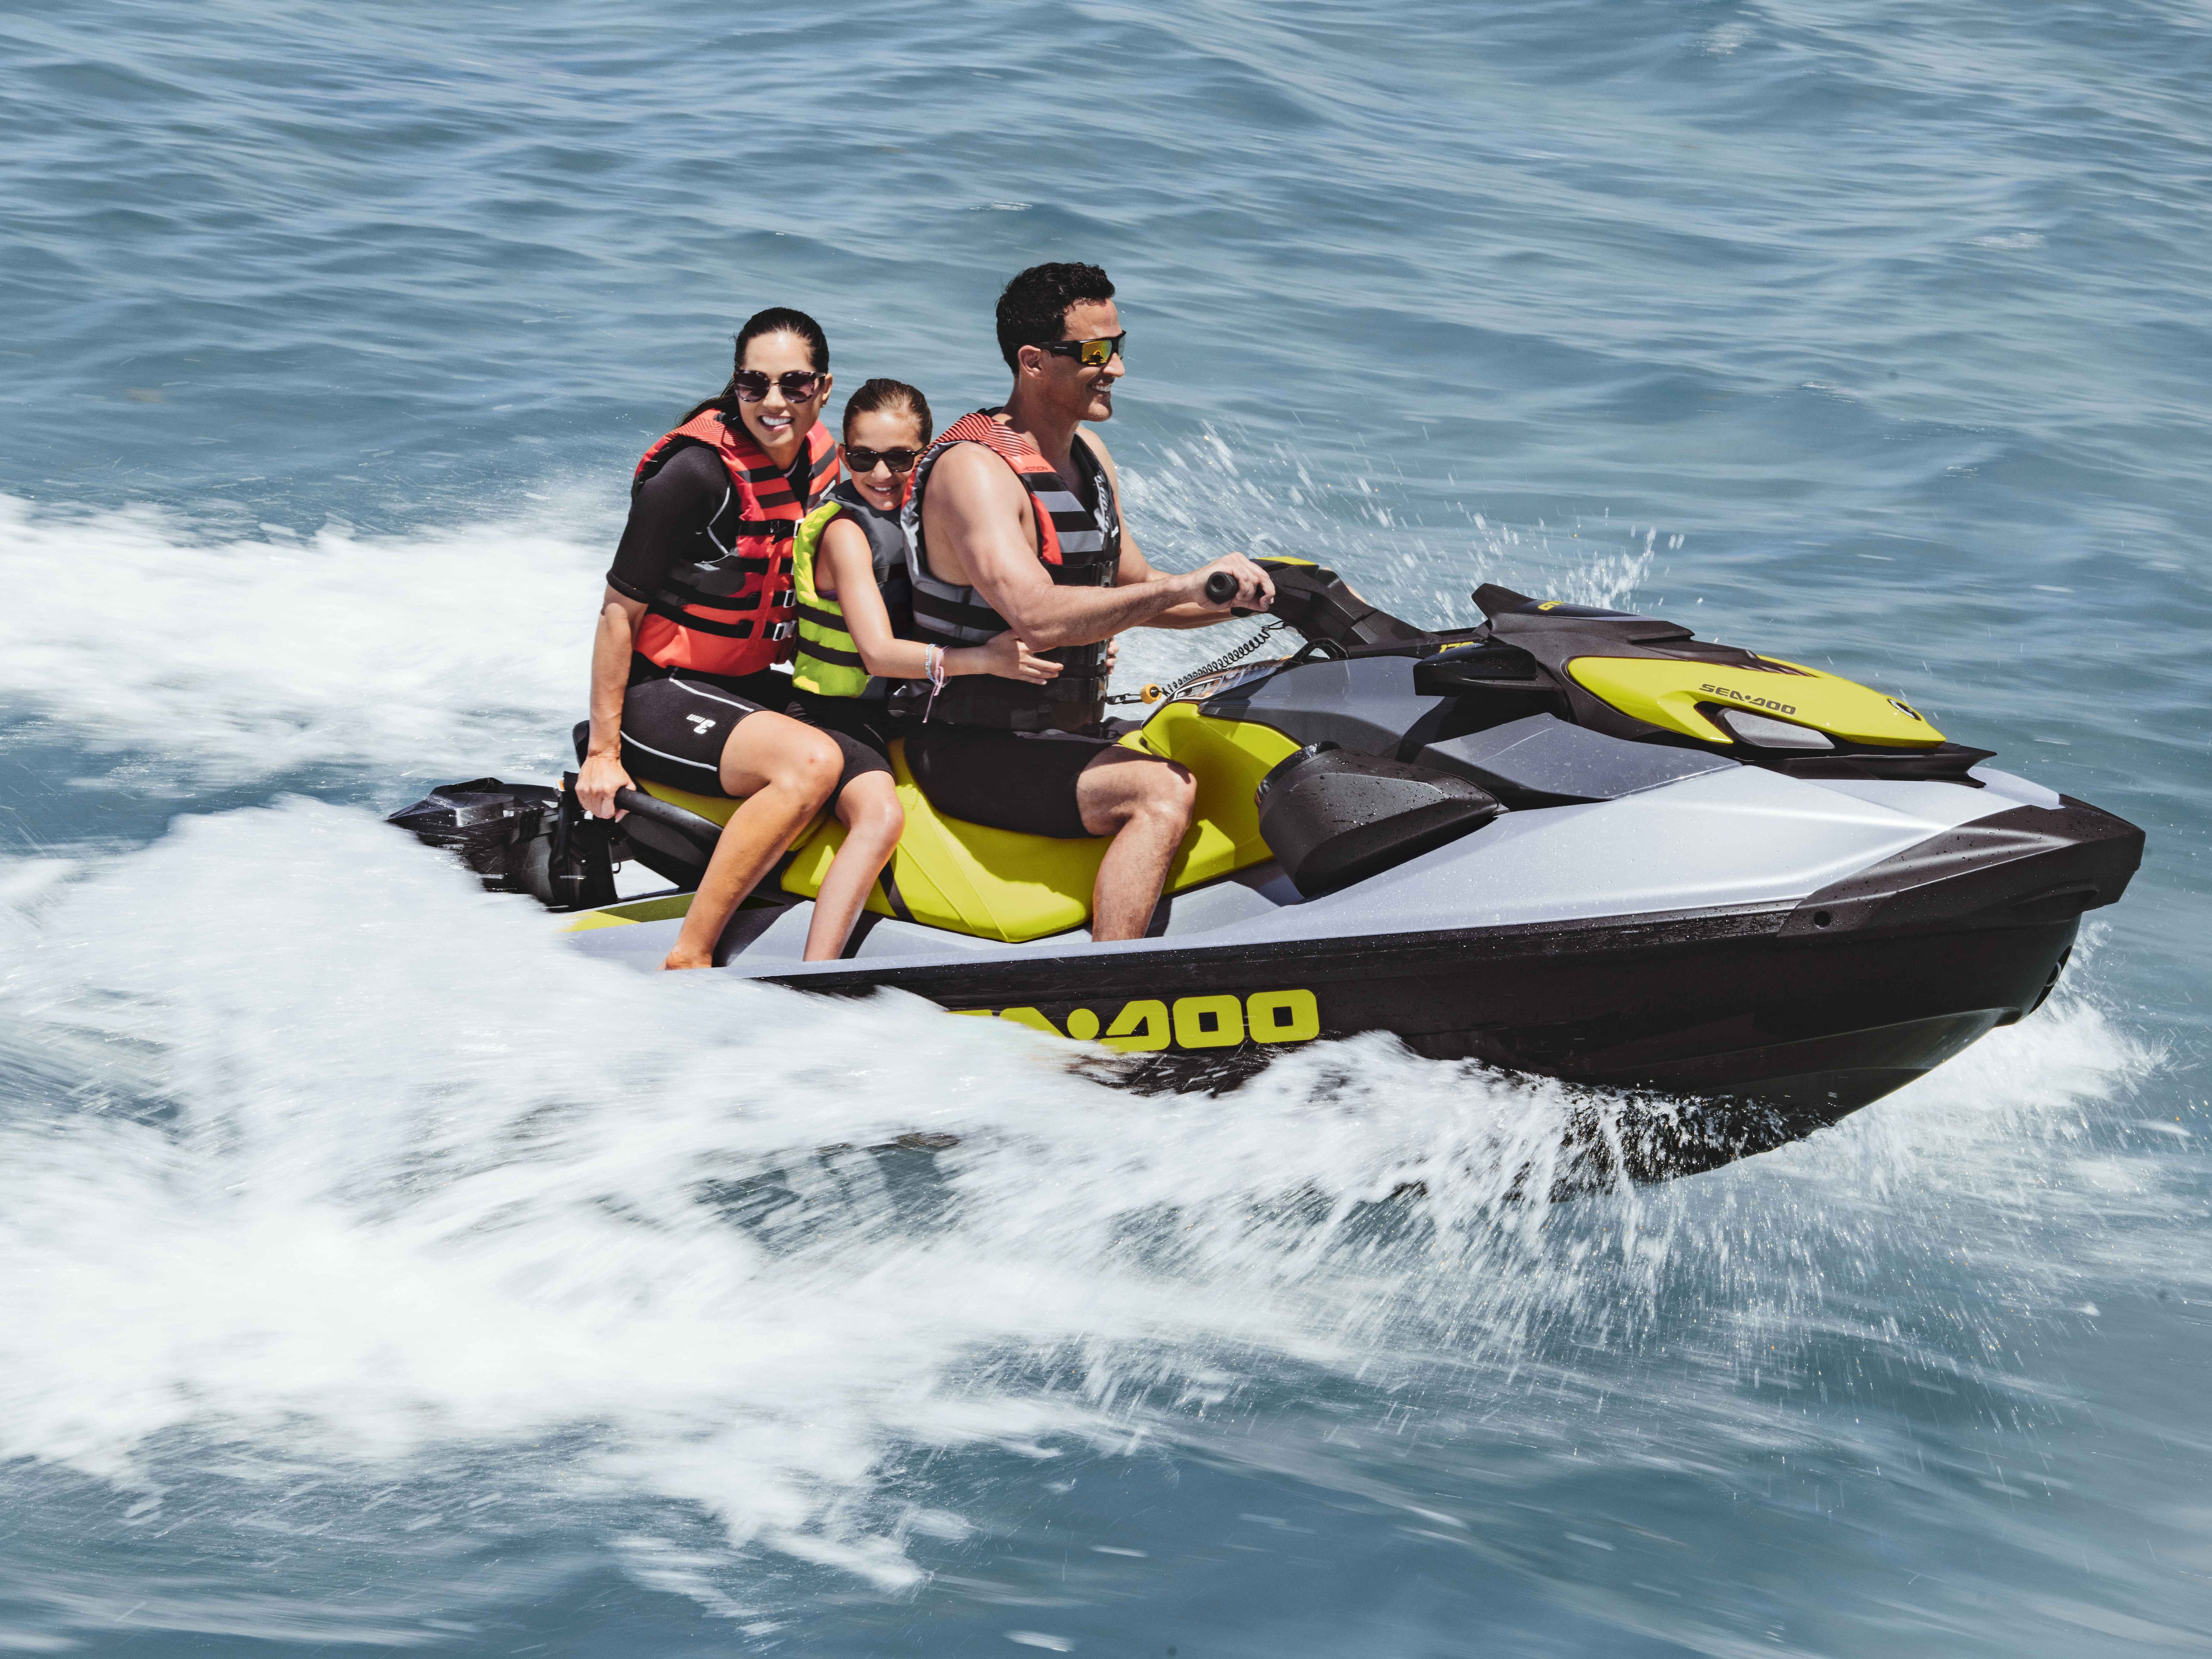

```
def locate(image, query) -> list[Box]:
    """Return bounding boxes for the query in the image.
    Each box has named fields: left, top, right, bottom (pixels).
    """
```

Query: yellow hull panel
left=773, top=704, right=1301, bottom=943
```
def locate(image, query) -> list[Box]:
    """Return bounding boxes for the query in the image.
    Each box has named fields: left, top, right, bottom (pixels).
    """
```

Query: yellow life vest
left=790, top=480, right=914, bottom=699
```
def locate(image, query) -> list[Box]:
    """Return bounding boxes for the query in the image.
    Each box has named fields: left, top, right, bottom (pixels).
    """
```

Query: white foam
left=0, top=803, right=1626, bottom=1595
left=0, top=491, right=610, bottom=788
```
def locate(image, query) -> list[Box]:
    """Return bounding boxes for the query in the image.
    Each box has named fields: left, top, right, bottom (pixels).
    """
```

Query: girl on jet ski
left=789, top=379, right=1063, bottom=756
left=780, top=377, right=1065, bottom=953
left=576, top=308, right=900, bottom=970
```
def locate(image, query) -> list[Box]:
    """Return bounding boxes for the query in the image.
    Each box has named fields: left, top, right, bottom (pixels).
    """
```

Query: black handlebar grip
left=611, top=787, right=724, bottom=859
left=1204, top=570, right=1240, bottom=605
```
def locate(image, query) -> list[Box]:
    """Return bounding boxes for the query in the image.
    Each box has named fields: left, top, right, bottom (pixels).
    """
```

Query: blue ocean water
left=2, top=0, right=2208, bottom=1652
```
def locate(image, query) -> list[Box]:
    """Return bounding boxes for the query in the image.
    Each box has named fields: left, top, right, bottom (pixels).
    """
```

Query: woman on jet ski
left=577, top=308, right=899, bottom=970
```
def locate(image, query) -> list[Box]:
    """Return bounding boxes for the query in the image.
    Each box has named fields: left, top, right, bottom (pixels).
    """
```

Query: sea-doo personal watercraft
left=392, top=562, right=2141, bottom=1181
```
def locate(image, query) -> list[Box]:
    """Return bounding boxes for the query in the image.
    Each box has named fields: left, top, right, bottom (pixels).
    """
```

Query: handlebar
left=611, top=786, right=725, bottom=859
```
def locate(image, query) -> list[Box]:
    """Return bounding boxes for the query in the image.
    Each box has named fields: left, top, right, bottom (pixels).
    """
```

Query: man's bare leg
left=1076, top=749, right=1196, bottom=941
left=663, top=713, right=841, bottom=971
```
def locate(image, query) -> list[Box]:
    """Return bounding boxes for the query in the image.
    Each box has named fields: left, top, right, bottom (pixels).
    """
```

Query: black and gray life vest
left=899, top=409, right=1121, bottom=732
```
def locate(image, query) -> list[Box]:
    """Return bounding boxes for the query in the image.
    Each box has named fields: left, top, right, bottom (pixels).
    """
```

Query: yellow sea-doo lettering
left=955, top=992, right=1322, bottom=1052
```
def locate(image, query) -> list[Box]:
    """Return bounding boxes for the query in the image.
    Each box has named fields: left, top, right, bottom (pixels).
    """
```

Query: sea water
left=2, top=1, right=2208, bottom=1652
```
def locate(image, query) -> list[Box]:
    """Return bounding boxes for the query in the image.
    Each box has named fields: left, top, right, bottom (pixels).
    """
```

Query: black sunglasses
left=730, top=369, right=825, bottom=402
left=843, top=444, right=921, bottom=475
left=1038, top=332, right=1127, bottom=369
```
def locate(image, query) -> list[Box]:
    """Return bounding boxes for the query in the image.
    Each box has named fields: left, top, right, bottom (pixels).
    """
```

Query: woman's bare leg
left=662, top=713, right=841, bottom=971
left=802, top=772, right=904, bottom=962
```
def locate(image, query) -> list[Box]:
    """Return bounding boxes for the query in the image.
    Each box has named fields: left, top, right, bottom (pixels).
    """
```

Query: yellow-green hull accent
left=1566, top=655, right=1943, bottom=748
left=562, top=891, right=696, bottom=932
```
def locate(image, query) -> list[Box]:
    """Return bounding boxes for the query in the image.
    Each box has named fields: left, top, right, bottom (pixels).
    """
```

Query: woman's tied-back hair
left=841, top=377, right=933, bottom=446
left=995, top=262, right=1114, bottom=372
left=679, top=307, right=832, bottom=425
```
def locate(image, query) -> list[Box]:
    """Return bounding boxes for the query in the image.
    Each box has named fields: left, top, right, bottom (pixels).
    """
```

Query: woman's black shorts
left=612, top=670, right=891, bottom=802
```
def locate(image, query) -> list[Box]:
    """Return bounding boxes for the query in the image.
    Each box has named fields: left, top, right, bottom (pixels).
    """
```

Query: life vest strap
left=646, top=605, right=798, bottom=641
left=908, top=589, right=1006, bottom=640
left=798, top=637, right=866, bottom=669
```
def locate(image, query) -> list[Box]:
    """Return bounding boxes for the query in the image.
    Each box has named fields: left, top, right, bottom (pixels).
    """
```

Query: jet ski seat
left=626, top=702, right=1303, bottom=944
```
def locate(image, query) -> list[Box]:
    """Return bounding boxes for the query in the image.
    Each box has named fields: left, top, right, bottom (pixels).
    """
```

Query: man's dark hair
left=996, top=263, right=1115, bottom=372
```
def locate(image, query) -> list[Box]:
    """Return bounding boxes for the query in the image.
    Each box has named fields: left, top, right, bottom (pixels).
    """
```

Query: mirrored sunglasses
left=1039, top=332, right=1127, bottom=369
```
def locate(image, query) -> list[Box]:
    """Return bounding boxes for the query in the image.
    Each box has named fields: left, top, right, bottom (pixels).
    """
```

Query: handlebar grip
left=611, top=787, right=725, bottom=858
left=1204, top=570, right=1240, bottom=604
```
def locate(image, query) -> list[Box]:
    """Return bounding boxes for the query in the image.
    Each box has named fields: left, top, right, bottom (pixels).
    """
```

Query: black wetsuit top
left=606, top=438, right=815, bottom=692
left=606, top=440, right=815, bottom=610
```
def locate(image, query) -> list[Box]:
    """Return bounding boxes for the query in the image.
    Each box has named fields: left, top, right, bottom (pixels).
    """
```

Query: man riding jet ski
left=393, top=557, right=2143, bottom=1185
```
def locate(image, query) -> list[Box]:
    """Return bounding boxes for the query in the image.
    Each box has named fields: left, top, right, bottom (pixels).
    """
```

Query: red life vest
left=630, top=411, right=840, bottom=679
left=901, top=410, right=1120, bottom=730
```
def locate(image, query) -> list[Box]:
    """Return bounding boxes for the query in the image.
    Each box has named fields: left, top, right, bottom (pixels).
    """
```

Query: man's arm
left=822, top=520, right=1059, bottom=685
left=924, top=443, right=1271, bottom=649
left=1084, top=430, right=1271, bottom=631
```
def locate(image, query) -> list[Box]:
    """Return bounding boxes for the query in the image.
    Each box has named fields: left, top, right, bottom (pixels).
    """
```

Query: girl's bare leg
left=802, top=772, right=903, bottom=961
left=662, top=713, right=841, bottom=970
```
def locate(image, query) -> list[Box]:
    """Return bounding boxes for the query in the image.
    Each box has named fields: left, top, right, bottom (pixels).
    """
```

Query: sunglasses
left=843, top=445, right=921, bottom=475
left=730, top=369, right=825, bottom=402
left=1038, top=332, right=1127, bottom=369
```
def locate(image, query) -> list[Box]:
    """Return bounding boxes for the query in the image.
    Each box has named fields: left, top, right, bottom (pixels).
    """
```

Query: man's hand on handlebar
left=576, top=751, right=634, bottom=820
left=1187, top=552, right=1275, bottom=615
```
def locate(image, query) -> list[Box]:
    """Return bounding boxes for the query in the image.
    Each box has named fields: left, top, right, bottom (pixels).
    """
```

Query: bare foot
left=660, top=947, right=713, bottom=971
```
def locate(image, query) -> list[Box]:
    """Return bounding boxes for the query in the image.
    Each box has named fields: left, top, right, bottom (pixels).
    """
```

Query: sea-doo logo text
left=955, top=991, right=1321, bottom=1051
left=1701, top=684, right=1797, bottom=716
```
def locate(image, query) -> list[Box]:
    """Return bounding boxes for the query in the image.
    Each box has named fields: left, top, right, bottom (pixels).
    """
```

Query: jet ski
left=391, top=561, right=2143, bottom=1183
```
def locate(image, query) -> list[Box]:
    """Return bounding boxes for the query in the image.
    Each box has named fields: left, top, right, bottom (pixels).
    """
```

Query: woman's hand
left=576, top=751, right=635, bottom=819
left=1103, top=635, right=1120, bottom=678
left=971, top=630, right=1062, bottom=684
